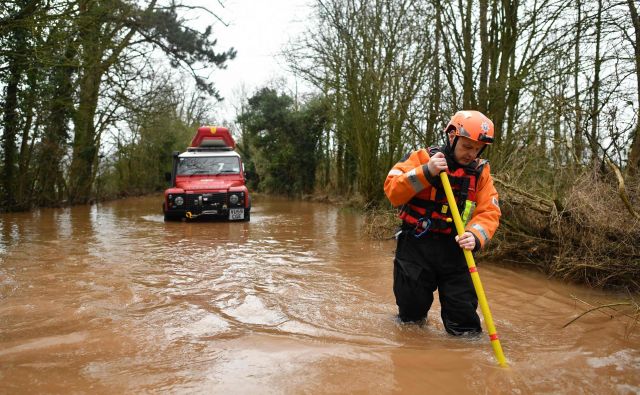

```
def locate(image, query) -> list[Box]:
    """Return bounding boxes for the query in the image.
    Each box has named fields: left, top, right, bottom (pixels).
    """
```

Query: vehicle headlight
left=229, top=194, right=239, bottom=204
left=174, top=196, right=184, bottom=206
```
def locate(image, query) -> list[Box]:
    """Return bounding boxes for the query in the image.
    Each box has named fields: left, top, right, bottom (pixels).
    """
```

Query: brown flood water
left=0, top=195, right=638, bottom=394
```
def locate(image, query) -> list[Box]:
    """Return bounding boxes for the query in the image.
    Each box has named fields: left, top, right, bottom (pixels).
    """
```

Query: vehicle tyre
left=243, top=208, right=251, bottom=222
left=164, top=212, right=180, bottom=221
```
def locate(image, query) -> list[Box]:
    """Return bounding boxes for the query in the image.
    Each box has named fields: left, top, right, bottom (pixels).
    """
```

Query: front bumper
left=165, top=192, right=247, bottom=220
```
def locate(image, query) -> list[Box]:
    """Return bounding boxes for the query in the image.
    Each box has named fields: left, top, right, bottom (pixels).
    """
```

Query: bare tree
left=287, top=0, right=434, bottom=203
left=626, top=0, right=640, bottom=173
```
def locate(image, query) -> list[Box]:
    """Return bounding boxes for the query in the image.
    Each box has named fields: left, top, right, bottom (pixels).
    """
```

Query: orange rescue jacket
left=384, top=148, right=501, bottom=248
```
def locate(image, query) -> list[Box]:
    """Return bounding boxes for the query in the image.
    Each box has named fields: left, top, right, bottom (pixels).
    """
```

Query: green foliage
left=237, top=88, right=328, bottom=195
left=0, top=1, right=234, bottom=209
left=96, top=83, right=196, bottom=199
left=0, top=0, right=43, bottom=211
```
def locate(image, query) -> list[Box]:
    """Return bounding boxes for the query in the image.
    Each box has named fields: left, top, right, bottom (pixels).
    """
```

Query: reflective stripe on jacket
left=383, top=147, right=501, bottom=248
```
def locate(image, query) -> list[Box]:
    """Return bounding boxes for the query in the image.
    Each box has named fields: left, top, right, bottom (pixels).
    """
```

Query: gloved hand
left=455, top=231, right=476, bottom=251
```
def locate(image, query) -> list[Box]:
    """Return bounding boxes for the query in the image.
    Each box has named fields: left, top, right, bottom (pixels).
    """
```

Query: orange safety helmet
left=445, top=110, right=495, bottom=144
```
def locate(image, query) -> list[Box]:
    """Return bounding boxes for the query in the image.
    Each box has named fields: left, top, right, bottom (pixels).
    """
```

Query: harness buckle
left=414, top=218, right=432, bottom=238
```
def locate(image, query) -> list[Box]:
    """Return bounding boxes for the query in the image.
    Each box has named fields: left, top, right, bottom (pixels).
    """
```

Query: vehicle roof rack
left=186, top=146, right=234, bottom=152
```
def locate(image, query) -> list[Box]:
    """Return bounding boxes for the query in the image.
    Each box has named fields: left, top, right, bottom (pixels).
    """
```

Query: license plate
left=229, top=208, right=244, bottom=220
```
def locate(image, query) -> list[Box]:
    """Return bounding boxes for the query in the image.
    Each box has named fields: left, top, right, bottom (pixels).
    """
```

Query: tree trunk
left=573, top=0, right=584, bottom=163
left=426, top=1, right=442, bottom=145
left=16, top=64, right=38, bottom=208
left=460, top=0, right=475, bottom=108
left=504, top=42, right=519, bottom=144
left=1, top=58, right=20, bottom=210
left=0, top=6, right=30, bottom=210
left=439, top=3, right=458, bottom=111
left=68, top=58, right=104, bottom=204
left=626, top=0, right=640, bottom=173
left=588, top=0, right=603, bottom=160
left=478, top=0, right=490, bottom=112
left=38, top=43, right=76, bottom=206
left=67, top=0, right=140, bottom=204
left=487, top=0, right=518, bottom=147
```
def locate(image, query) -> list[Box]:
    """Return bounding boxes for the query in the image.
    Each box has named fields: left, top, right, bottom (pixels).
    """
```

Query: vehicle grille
left=185, top=192, right=226, bottom=212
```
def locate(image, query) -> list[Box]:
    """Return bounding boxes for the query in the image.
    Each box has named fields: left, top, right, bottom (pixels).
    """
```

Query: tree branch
left=563, top=302, right=631, bottom=328
left=604, top=157, right=640, bottom=221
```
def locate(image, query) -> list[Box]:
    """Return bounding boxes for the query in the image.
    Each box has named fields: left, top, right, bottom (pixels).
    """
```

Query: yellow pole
left=439, top=172, right=508, bottom=367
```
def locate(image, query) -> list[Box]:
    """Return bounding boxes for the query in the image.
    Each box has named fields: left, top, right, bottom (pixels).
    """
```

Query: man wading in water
left=384, top=110, right=501, bottom=335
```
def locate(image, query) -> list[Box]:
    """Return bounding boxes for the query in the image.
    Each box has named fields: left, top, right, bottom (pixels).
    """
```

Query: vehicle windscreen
left=177, top=156, right=241, bottom=175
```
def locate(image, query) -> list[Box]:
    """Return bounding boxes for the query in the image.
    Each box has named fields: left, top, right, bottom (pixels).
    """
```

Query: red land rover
left=162, top=126, right=251, bottom=221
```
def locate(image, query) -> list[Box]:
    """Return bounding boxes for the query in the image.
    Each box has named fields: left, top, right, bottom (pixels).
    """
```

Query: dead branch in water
left=570, top=294, right=638, bottom=320
left=562, top=302, right=632, bottom=328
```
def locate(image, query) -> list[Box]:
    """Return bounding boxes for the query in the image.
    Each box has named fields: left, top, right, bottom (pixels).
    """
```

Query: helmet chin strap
left=443, top=135, right=465, bottom=168
left=444, top=134, right=459, bottom=156
left=450, top=136, right=459, bottom=153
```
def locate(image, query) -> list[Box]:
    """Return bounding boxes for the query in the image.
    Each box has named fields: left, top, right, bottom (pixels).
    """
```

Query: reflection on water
left=0, top=195, right=638, bottom=393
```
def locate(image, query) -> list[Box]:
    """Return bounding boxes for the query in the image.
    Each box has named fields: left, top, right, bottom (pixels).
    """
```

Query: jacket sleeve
left=384, top=149, right=438, bottom=207
left=466, top=163, right=501, bottom=249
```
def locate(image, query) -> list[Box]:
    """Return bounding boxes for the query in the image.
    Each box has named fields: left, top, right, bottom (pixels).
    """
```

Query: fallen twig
left=563, top=302, right=631, bottom=328
left=570, top=294, right=639, bottom=320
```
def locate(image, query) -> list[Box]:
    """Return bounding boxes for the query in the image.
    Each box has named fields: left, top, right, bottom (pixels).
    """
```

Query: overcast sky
left=190, top=0, right=314, bottom=122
